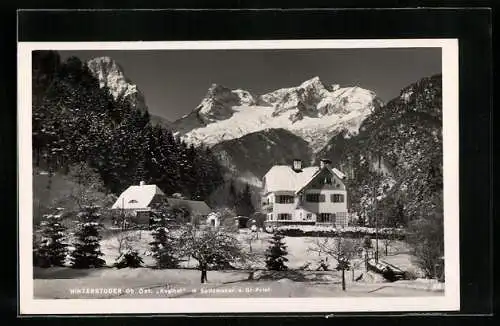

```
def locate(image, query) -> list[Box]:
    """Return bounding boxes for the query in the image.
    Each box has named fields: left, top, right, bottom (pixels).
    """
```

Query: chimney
left=292, top=159, right=302, bottom=172
left=139, top=181, right=145, bottom=186
left=320, top=158, right=332, bottom=169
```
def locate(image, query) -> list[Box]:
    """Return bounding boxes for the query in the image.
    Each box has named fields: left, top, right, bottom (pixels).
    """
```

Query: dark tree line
left=32, top=51, right=224, bottom=200
left=225, top=179, right=255, bottom=217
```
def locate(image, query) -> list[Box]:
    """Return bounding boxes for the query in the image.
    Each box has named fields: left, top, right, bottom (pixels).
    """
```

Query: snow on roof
left=166, top=198, right=212, bottom=216
left=263, top=166, right=319, bottom=193
left=332, top=167, right=345, bottom=179
left=264, top=165, right=346, bottom=193
left=112, top=184, right=165, bottom=210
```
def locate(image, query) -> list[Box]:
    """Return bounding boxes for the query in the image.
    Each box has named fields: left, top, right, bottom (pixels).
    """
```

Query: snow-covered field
left=99, top=229, right=418, bottom=273
left=33, top=228, right=442, bottom=299
left=34, top=267, right=443, bottom=299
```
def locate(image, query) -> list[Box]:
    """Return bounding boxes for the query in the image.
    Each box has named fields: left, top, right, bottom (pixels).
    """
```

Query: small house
left=165, top=197, right=212, bottom=225
left=206, top=212, right=221, bottom=228
left=111, top=181, right=167, bottom=225
left=111, top=181, right=212, bottom=226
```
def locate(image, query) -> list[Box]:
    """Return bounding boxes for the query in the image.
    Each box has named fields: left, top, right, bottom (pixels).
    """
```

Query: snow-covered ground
left=34, top=228, right=441, bottom=299
left=99, top=229, right=418, bottom=272
left=34, top=267, right=443, bottom=299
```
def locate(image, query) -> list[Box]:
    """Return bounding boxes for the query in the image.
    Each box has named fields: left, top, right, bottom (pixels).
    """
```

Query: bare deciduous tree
left=216, top=207, right=239, bottom=233
left=177, top=226, right=248, bottom=283
left=381, top=232, right=397, bottom=257
left=115, top=229, right=141, bottom=256
left=309, top=236, right=362, bottom=291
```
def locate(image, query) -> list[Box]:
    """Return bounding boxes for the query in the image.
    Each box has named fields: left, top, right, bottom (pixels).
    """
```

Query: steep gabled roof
left=263, top=165, right=345, bottom=194
left=263, top=166, right=318, bottom=193
left=112, top=184, right=165, bottom=209
left=295, top=166, right=345, bottom=194
left=166, top=198, right=212, bottom=216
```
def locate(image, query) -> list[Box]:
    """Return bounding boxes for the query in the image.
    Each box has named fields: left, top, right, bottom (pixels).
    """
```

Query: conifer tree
left=113, top=249, right=144, bottom=269
left=265, top=233, right=289, bottom=271
left=228, top=179, right=237, bottom=210
left=34, top=208, right=68, bottom=267
left=236, top=183, right=255, bottom=217
left=70, top=205, right=106, bottom=268
left=149, top=204, right=180, bottom=268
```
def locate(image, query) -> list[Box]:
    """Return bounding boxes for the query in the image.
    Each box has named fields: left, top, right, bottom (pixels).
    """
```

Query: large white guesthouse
left=261, top=159, right=348, bottom=228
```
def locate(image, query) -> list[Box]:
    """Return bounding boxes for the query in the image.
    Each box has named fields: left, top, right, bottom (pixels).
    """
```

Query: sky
left=59, top=48, right=441, bottom=122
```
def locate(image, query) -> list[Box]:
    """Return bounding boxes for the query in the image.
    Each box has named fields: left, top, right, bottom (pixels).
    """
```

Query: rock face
left=194, top=84, right=257, bottom=124
left=86, top=56, right=148, bottom=112
left=173, top=76, right=383, bottom=153
left=212, top=128, right=313, bottom=186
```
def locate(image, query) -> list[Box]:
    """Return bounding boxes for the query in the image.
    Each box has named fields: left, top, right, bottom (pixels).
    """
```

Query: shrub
left=275, top=225, right=405, bottom=240
left=403, top=270, right=418, bottom=280
left=113, top=249, right=144, bottom=269
left=406, top=202, right=444, bottom=279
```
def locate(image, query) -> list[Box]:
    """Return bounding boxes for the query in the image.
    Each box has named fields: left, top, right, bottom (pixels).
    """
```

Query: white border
left=18, top=39, right=459, bottom=315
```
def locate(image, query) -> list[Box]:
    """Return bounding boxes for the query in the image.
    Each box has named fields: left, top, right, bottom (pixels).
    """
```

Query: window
left=318, top=213, right=336, bottom=223
left=331, top=194, right=345, bottom=203
left=276, top=195, right=294, bottom=204
left=277, top=213, right=292, bottom=221
left=267, top=213, right=273, bottom=221
left=306, top=193, right=325, bottom=202
left=324, top=176, right=332, bottom=185
left=306, top=213, right=312, bottom=220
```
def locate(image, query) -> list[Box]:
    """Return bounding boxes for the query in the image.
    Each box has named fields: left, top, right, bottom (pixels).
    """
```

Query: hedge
left=274, top=225, right=406, bottom=240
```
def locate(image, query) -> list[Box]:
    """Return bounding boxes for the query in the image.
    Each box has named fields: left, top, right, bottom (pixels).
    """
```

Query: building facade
left=261, top=159, right=348, bottom=228
left=111, top=181, right=212, bottom=226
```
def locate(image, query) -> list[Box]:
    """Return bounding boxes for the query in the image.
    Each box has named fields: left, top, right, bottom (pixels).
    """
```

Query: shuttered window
left=306, top=194, right=326, bottom=202
left=331, top=194, right=345, bottom=203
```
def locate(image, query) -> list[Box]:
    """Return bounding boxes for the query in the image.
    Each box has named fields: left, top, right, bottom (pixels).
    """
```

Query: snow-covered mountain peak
left=174, top=77, right=384, bottom=153
left=299, top=76, right=325, bottom=88
left=86, top=56, right=148, bottom=112
left=185, top=84, right=258, bottom=124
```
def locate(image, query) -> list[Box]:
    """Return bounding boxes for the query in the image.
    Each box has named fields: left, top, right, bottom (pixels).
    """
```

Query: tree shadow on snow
left=249, top=270, right=311, bottom=283
left=33, top=266, right=107, bottom=279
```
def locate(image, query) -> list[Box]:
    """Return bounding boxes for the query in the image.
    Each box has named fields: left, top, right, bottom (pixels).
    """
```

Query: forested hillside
left=321, top=74, right=443, bottom=228
left=32, top=51, right=225, bottom=204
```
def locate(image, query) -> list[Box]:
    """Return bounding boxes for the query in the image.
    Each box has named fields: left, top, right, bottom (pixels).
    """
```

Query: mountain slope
left=174, top=77, right=383, bottom=153
left=149, top=114, right=172, bottom=128
left=211, top=128, right=313, bottom=186
left=329, top=74, right=443, bottom=224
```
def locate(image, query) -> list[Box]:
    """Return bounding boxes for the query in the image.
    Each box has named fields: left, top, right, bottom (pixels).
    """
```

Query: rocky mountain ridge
left=86, top=56, right=148, bottom=112
left=173, top=76, right=383, bottom=153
